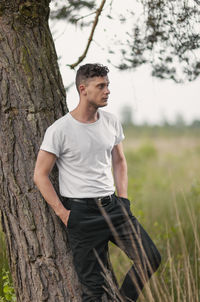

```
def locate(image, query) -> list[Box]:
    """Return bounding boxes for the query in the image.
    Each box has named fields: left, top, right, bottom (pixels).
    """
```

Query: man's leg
left=67, top=202, right=111, bottom=302
left=109, top=196, right=161, bottom=302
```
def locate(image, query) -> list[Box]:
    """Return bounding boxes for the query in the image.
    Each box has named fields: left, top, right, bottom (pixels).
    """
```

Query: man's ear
left=79, top=84, right=87, bottom=95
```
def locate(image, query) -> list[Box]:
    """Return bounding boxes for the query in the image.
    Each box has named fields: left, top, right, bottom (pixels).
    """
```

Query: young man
left=34, top=63, right=161, bottom=302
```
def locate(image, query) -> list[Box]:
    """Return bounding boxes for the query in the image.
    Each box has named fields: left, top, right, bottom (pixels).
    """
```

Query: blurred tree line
left=120, top=105, right=200, bottom=129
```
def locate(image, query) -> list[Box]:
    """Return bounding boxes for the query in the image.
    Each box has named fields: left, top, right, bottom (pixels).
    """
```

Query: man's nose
left=106, top=87, right=110, bottom=94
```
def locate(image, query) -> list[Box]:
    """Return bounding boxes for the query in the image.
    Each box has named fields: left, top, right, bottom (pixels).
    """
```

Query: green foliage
left=125, top=142, right=157, bottom=163
left=0, top=229, right=9, bottom=297
left=123, top=123, right=200, bottom=138
left=50, top=0, right=96, bottom=25
left=0, top=270, right=16, bottom=302
left=137, top=143, right=157, bottom=159
left=190, top=180, right=200, bottom=198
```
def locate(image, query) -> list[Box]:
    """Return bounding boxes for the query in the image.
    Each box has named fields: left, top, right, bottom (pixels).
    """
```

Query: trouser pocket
left=67, top=209, right=73, bottom=228
left=67, top=203, right=88, bottom=229
left=118, top=196, right=131, bottom=208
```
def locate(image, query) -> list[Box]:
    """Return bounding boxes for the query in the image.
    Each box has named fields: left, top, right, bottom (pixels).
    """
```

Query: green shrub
left=0, top=270, right=16, bottom=302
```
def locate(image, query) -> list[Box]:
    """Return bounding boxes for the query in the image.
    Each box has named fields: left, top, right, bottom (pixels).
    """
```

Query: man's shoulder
left=47, top=113, right=70, bottom=131
left=100, top=109, right=118, bottom=123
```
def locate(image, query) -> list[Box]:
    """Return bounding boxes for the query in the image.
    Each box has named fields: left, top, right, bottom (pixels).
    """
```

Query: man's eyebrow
left=97, top=81, right=110, bottom=86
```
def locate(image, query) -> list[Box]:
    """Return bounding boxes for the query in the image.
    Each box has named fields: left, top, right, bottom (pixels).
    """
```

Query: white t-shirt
left=40, top=109, right=125, bottom=198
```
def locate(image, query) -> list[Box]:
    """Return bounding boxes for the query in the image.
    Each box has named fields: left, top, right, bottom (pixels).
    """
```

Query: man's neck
left=70, top=104, right=99, bottom=124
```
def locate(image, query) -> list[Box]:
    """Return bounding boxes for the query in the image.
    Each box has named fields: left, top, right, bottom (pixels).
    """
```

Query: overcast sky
left=50, top=0, right=200, bottom=125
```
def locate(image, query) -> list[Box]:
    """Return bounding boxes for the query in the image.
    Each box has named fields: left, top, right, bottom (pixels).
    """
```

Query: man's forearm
left=34, top=175, right=69, bottom=224
left=113, top=159, right=128, bottom=198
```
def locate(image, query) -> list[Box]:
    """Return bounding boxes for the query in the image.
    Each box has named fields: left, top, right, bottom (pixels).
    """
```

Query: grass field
left=0, top=126, right=200, bottom=301
left=109, top=126, right=200, bottom=301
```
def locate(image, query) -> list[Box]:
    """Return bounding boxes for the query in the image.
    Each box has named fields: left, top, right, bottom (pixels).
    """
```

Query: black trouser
left=63, top=194, right=161, bottom=302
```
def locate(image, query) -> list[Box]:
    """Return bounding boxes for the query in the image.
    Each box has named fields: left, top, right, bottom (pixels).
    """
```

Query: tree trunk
left=0, top=1, right=82, bottom=301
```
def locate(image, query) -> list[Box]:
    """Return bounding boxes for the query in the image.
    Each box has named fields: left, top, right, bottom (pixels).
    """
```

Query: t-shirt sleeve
left=114, top=118, right=125, bottom=145
left=40, top=126, right=61, bottom=158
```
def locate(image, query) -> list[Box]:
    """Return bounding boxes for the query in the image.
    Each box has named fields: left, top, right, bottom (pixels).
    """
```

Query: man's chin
left=98, top=104, right=107, bottom=108
left=99, top=101, right=108, bottom=108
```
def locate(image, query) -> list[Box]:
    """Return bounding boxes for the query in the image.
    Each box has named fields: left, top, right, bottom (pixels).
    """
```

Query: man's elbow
left=33, top=168, right=50, bottom=186
left=114, top=155, right=127, bottom=167
left=33, top=169, right=44, bottom=186
left=33, top=170, right=40, bottom=186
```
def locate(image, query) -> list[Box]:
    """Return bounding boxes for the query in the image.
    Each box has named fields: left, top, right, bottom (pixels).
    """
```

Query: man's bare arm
left=112, top=142, right=128, bottom=198
left=33, top=150, right=70, bottom=226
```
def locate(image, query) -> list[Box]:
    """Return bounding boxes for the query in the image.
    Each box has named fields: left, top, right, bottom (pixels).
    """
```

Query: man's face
left=81, top=76, right=110, bottom=108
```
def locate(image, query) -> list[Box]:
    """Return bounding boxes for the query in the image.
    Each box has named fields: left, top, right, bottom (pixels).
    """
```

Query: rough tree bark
left=0, top=1, right=83, bottom=301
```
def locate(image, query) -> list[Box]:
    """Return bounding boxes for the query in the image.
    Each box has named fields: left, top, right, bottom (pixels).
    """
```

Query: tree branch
left=68, top=0, right=107, bottom=69
left=74, top=11, right=97, bottom=23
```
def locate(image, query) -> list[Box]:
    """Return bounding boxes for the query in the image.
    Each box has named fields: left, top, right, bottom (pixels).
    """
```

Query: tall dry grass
left=108, top=130, right=200, bottom=301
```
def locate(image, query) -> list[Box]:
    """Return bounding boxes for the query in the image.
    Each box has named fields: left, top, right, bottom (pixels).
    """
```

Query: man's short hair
left=75, top=63, right=109, bottom=92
